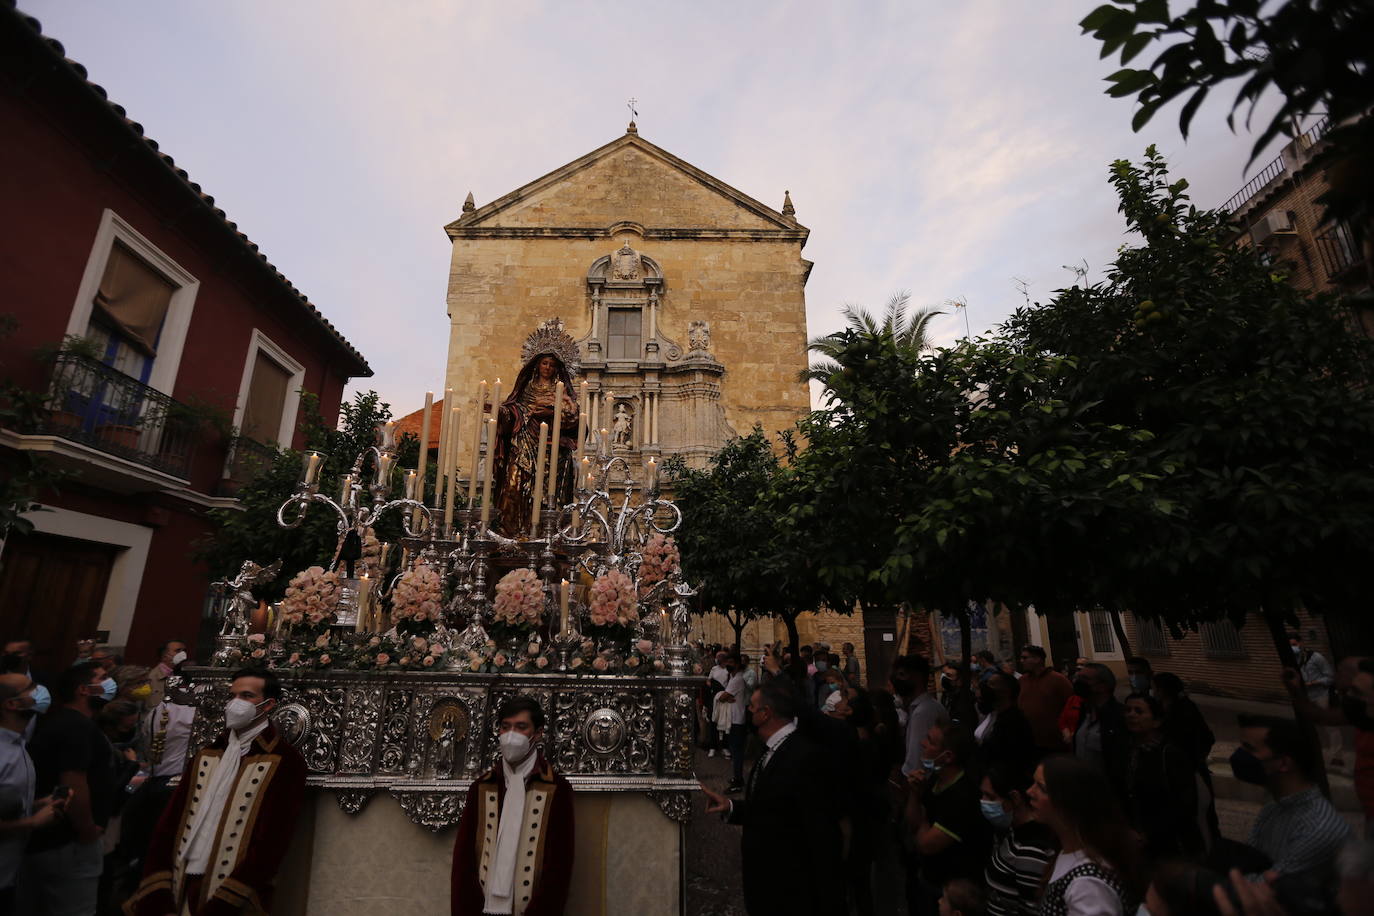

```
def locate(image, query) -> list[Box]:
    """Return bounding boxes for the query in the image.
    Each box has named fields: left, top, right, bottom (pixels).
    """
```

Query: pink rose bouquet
left=493, top=568, right=544, bottom=628
left=391, top=562, right=442, bottom=630
left=588, top=570, right=637, bottom=627
left=278, top=566, right=340, bottom=628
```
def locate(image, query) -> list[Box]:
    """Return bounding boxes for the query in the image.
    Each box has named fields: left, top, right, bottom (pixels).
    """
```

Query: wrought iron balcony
left=42, top=353, right=202, bottom=478
left=1316, top=221, right=1365, bottom=282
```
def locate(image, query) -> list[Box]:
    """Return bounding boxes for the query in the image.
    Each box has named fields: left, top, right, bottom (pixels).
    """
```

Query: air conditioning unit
left=1250, top=210, right=1296, bottom=247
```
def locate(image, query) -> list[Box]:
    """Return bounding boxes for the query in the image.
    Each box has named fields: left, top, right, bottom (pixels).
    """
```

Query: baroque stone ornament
left=392, top=789, right=466, bottom=832
left=611, top=241, right=642, bottom=281
left=582, top=707, right=627, bottom=755
left=648, top=789, right=693, bottom=824
left=687, top=320, right=711, bottom=352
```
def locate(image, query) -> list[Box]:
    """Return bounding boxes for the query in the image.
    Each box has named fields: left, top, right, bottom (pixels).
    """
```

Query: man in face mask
left=0, top=673, right=61, bottom=911
left=125, top=667, right=306, bottom=916
left=1231, top=716, right=1350, bottom=914
left=1126, top=656, right=1154, bottom=696
left=1068, top=663, right=1128, bottom=796
left=15, top=661, right=116, bottom=915
left=452, top=695, right=574, bottom=916
left=148, top=639, right=188, bottom=708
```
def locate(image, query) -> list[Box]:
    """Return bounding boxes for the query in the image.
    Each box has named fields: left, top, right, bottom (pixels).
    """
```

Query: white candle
left=479, top=418, right=496, bottom=530
left=599, top=428, right=610, bottom=460
left=301, top=450, right=323, bottom=488
left=436, top=388, right=453, bottom=506
left=548, top=381, right=564, bottom=508
left=413, top=391, right=432, bottom=524
left=560, top=579, right=570, bottom=634
left=646, top=456, right=658, bottom=493
left=356, top=575, right=370, bottom=633
left=575, top=380, right=588, bottom=464
left=444, top=406, right=460, bottom=535
left=531, top=421, right=548, bottom=536
left=340, top=474, right=354, bottom=507
left=468, top=380, right=487, bottom=509
left=403, top=469, right=418, bottom=500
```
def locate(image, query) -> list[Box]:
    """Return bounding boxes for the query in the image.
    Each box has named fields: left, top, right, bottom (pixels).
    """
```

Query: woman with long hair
left=1028, top=755, right=1141, bottom=915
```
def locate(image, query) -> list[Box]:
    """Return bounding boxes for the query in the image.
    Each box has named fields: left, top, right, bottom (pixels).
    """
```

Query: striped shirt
left=1250, top=786, right=1350, bottom=913
left=984, top=819, right=1056, bottom=916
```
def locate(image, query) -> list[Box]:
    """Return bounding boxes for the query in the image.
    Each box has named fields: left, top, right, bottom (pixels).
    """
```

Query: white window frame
left=1076, top=609, right=1125, bottom=661
left=65, top=209, right=200, bottom=397
left=231, top=329, right=306, bottom=448
left=20, top=504, right=153, bottom=653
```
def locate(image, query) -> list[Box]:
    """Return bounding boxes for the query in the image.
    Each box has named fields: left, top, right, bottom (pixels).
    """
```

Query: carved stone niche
left=584, top=235, right=664, bottom=362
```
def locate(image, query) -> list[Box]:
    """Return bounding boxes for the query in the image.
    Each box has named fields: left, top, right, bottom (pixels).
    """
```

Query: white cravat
left=485, top=751, right=539, bottom=914
left=183, top=719, right=268, bottom=875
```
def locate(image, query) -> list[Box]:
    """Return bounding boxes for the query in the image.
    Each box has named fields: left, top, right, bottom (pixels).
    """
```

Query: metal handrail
left=1221, top=154, right=1287, bottom=215
left=42, top=353, right=202, bottom=478
left=1316, top=221, right=1363, bottom=281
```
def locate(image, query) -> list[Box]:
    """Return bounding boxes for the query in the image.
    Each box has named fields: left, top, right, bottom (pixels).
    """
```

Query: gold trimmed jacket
left=124, top=724, right=306, bottom=916
left=451, top=753, right=575, bottom=916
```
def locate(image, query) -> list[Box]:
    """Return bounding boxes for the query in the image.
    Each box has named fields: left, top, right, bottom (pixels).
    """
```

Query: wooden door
left=1045, top=612, right=1081, bottom=673
left=0, top=531, right=118, bottom=671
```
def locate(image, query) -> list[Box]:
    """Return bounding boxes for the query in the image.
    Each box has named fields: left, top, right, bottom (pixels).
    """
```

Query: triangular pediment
left=446, top=131, right=806, bottom=238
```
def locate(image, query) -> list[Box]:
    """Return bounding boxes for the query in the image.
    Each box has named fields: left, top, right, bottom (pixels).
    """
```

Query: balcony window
left=1201, top=619, right=1247, bottom=659
left=241, top=351, right=293, bottom=446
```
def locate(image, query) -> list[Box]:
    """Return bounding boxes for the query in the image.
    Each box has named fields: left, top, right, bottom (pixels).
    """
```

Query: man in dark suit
left=701, top=680, right=843, bottom=916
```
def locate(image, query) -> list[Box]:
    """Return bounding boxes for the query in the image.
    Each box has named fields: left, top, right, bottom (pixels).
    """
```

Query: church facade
left=440, top=123, right=812, bottom=475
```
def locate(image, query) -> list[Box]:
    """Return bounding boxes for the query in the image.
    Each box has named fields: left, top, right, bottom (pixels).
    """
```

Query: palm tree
left=801, top=291, right=945, bottom=391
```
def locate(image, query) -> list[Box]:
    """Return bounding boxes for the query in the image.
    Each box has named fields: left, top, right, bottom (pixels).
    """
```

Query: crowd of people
left=697, top=638, right=1374, bottom=916
left=0, top=634, right=284, bottom=916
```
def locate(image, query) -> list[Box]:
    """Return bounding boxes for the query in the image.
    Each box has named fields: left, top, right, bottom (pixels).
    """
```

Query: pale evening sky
left=23, top=0, right=1286, bottom=417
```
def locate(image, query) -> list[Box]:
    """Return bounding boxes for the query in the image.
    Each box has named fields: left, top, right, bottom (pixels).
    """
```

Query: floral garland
left=391, top=562, right=443, bottom=634
left=492, top=567, right=543, bottom=633
left=588, top=569, right=638, bottom=627
left=637, top=534, right=680, bottom=593
left=278, top=566, right=340, bottom=629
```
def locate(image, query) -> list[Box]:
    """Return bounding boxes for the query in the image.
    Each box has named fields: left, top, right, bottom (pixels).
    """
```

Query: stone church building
left=405, top=123, right=868, bottom=667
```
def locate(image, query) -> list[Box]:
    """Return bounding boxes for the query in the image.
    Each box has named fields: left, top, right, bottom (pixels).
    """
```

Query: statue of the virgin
left=491, top=319, right=581, bottom=537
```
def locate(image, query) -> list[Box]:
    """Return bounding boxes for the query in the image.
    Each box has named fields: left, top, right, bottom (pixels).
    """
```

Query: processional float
left=191, top=320, right=701, bottom=856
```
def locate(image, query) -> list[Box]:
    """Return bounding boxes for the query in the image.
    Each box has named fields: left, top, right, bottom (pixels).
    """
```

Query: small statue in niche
left=612, top=404, right=633, bottom=449
left=428, top=699, right=470, bottom=779
left=688, top=320, right=711, bottom=352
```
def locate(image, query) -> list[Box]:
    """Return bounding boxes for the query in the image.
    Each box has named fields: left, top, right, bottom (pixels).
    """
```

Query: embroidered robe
left=451, top=754, right=575, bottom=916
left=124, top=725, right=306, bottom=916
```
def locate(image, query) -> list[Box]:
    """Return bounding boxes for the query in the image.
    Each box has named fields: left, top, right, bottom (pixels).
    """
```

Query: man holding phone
left=16, top=661, right=117, bottom=916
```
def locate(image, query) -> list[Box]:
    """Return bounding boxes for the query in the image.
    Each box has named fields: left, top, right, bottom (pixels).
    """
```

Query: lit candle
left=479, top=418, right=496, bottom=530
left=490, top=378, right=503, bottom=421
left=579, top=455, right=591, bottom=491
left=560, top=578, right=570, bottom=634
left=547, top=381, right=563, bottom=508
left=660, top=608, right=668, bottom=642
left=531, top=421, right=549, bottom=536
left=598, top=428, right=610, bottom=460
left=339, top=474, right=354, bottom=507
left=646, top=456, right=658, bottom=493
left=404, top=469, right=417, bottom=501
left=444, top=406, right=461, bottom=535
left=300, top=450, right=324, bottom=488
left=414, top=391, right=433, bottom=523
left=374, top=452, right=396, bottom=490
left=379, top=420, right=398, bottom=451
left=468, top=380, right=487, bottom=508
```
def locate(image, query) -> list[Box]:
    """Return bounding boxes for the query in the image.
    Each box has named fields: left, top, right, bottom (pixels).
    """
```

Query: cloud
left=21, top=0, right=1292, bottom=417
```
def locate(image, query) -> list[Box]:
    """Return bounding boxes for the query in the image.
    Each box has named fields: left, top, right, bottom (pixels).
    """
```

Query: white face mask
left=499, top=731, right=533, bottom=765
left=224, top=697, right=265, bottom=731
left=171, top=650, right=188, bottom=667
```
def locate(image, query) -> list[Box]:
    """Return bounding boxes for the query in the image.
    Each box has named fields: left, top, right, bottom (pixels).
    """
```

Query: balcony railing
left=224, top=435, right=278, bottom=490
left=1221, top=154, right=1287, bottom=215
left=41, top=353, right=202, bottom=478
left=1316, top=221, right=1364, bottom=282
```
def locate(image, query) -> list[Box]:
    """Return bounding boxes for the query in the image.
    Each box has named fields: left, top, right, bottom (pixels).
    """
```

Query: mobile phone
left=51, top=785, right=71, bottom=802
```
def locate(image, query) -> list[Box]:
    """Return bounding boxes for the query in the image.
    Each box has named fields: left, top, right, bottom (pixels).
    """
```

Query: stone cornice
left=445, top=225, right=810, bottom=242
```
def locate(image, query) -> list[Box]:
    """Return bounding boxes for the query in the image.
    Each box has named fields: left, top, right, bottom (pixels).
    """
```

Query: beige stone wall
left=442, top=141, right=810, bottom=449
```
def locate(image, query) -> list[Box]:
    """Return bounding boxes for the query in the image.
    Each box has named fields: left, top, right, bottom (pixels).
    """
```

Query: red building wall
left=0, top=15, right=368, bottom=667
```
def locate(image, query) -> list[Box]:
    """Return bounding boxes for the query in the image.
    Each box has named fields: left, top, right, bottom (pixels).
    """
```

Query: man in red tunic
left=124, top=668, right=305, bottom=916
left=452, top=696, right=574, bottom=916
